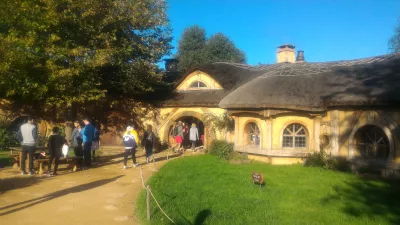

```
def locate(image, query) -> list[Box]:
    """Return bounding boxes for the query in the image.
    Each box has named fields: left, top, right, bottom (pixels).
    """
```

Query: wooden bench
left=9, top=153, right=20, bottom=169
left=35, top=156, right=83, bottom=175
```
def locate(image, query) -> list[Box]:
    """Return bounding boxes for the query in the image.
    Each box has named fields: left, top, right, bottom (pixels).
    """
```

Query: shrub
left=325, top=157, right=351, bottom=172
left=208, top=140, right=234, bottom=160
left=0, top=128, right=19, bottom=151
left=303, top=151, right=326, bottom=167
left=229, top=151, right=248, bottom=161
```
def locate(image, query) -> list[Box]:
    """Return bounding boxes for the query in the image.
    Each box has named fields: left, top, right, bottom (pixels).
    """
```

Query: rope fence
left=140, top=165, right=175, bottom=224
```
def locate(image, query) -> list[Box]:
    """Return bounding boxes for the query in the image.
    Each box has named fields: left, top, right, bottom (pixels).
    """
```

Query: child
left=142, top=125, right=156, bottom=163
left=122, top=125, right=139, bottom=169
left=48, top=127, right=67, bottom=176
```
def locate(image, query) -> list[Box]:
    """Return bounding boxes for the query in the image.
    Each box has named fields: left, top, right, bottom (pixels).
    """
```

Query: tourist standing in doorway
left=190, top=123, right=199, bottom=151
left=123, top=125, right=139, bottom=169
left=70, top=121, right=83, bottom=169
left=17, top=116, right=38, bottom=175
left=47, top=127, right=66, bottom=176
left=183, top=122, right=189, bottom=149
left=142, top=125, right=156, bottom=163
left=173, top=121, right=183, bottom=153
left=81, top=118, right=95, bottom=168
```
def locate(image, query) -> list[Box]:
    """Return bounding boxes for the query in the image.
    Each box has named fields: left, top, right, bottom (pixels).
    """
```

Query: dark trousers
left=73, top=146, right=83, bottom=168
left=123, top=148, right=136, bottom=166
left=83, top=142, right=92, bottom=167
left=21, top=145, right=35, bottom=172
left=191, top=140, right=196, bottom=150
left=145, top=145, right=153, bottom=158
left=48, top=151, right=61, bottom=174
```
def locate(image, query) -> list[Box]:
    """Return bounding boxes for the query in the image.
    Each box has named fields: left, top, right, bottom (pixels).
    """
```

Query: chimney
left=164, top=58, right=179, bottom=72
left=276, top=44, right=295, bottom=63
left=296, top=50, right=305, bottom=62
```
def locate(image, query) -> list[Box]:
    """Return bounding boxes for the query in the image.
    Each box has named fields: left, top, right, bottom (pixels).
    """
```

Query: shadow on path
left=0, top=175, right=124, bottom=216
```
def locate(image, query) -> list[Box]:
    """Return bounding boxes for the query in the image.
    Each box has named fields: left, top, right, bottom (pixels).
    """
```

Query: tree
left=389, top=17, right=400, bottom=53
left=0, top=0, right=172, bottom=123
left=176, top=25, right=206, bottom=71
left=176, top=25, right=246, bottom=71
left=202, top=33, right=246, bottom=64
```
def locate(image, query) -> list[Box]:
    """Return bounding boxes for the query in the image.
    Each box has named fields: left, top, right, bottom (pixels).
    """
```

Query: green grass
left=137, top=155, right=400, bottom=225
left=0, top=151, right=12, bottom=167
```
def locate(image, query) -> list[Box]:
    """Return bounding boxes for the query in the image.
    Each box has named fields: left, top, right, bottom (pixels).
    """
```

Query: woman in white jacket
left=189, top=123, right=199, bottom=151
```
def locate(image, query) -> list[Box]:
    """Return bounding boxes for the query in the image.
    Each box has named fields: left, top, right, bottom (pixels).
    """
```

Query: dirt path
left=0, top=149, right=179, bottom=225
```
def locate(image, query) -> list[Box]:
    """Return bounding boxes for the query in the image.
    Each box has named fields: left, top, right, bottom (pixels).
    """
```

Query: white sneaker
left=123, top=165, right=127, bottom=169
left=133, top=163, right=139, bottom=168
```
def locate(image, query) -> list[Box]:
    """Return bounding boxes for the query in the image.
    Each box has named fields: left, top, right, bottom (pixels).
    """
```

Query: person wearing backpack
left=70, top=121, right=83, bottom=169
left=91, top=124, right=100, bottom=161
left=122, top=125, right=139, bottom=169
left=142, top=125, right=156, bottom=163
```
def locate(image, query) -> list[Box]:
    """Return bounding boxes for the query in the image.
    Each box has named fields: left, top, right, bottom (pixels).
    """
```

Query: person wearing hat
left=122, top=125, right=140, bottom=169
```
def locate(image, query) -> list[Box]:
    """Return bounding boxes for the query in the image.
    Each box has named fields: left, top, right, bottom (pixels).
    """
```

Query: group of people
left=171, top=121, right=200, bottom=153
left=17, top=117, right=99, bottom=176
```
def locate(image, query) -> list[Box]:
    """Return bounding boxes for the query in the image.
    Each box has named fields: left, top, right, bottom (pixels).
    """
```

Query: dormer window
left=189, top=81, right=207, bottom=88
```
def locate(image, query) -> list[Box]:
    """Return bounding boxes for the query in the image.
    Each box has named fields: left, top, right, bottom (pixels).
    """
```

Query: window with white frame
left=189, top=81, right=207, bottom=88
left=282, top=123, right=307, bottom=148
left=245, top=122, right=260, bottom=147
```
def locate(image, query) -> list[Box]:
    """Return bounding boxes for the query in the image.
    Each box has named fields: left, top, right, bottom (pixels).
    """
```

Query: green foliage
left=389, top=17, right=400, bottom=52
left=137, top=155, right=400, bottom=224
left=176, top=25, right=246, bottom=71
left=304, top=149, right=351, bottom=172
left=0, top=128, right=19, bottom=150
left=229, top=151, right=248, bottom=161
left=202, top=112, right=234, bottom=141
left=0, top=0, right=172, bottom=119
left=208, top=140, right=234, bottom=160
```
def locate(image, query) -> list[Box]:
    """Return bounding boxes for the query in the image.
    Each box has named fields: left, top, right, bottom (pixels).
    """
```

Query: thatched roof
left=219, top=53, right=400, bottom=111
left=161, top=63, right=265, bottom=107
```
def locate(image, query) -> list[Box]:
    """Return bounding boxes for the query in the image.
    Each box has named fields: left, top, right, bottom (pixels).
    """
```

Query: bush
left=325, top=157, right=351, bottom=172
left=303, top=151, right=326, bottom=167
left=208, top=140, right=234, bottom=160
left=229, top=151, right=248, bottom=161
left=0, top=128, right=19, bottom=151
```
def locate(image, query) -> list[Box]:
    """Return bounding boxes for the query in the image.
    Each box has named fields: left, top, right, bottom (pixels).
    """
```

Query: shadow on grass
left=0, top=175, right=124, bottom=216
left=321, top=178, right=400, bottom=224
left=194, top=209, right=211, bottom=225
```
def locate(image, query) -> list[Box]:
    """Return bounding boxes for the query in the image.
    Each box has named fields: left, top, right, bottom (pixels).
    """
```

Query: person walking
left=173, top=121, right=184, bottom=153
left=70, top=121, right=83, bottom=169
left=80, top=118, right=95, bottom=168
left=190, top=123, right=199, bottom=151
left=122, top=125, right=139, bottom=169
left=17, top=116, right=38, bottom=175
left=142, top=125, right=156, bottom=163
left=47, top=127, right=66, bottom=176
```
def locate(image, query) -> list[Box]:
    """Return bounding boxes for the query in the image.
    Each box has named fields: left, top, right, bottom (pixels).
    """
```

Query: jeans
left=21, top=145, right=35, bottom=173
left=73, top=146, right=83, bottom=168
left=145, top=145, right=153, bottom=158
left=191, top=141, right=196, bottom=150
left=83, top=142, right=92, bottom=167
left=48, top=151, right=61, bottom=174
left=123, top=148, right=136, bottom=166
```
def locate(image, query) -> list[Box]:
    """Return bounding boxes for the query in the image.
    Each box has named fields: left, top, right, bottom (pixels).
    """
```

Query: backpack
left=123, top=132, right=136, bottom=148
left=173, top=126, right=178, bottom=136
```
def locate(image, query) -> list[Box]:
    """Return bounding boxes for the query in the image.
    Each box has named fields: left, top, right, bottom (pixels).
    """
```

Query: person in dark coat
left=48, top=127, right=67, bottom=176
left=70, top=121, right=83, bottom=169
left=142, top=125, right=156, bottom=163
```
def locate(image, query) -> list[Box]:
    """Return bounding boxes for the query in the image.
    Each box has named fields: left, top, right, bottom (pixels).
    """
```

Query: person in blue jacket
left=81, top=118, right=95, bottom=168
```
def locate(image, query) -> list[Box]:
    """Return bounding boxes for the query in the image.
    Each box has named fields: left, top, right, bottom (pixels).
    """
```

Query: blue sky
left=165, top=0, right=400, bottom=65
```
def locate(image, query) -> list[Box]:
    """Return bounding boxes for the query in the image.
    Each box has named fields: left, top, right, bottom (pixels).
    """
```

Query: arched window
left=245, top=122, right=260, bottom=147
left=354, top=125, right=389, bottom=159
left=282, top=123, right=307, bottom=148
left=189, top=81, right=207, bottom=88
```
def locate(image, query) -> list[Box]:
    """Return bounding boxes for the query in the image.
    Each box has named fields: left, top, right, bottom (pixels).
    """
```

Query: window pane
left=283, top=136, right=293, bottom=147
left=297, top=128, right=306, bottom=135
left=198, top=81, right=207, bottom=87
left=295, top=136, right=306, bottom=148
left=189, top=82, right=198, bottom=88
left=283, top=128, right=291, bottom=135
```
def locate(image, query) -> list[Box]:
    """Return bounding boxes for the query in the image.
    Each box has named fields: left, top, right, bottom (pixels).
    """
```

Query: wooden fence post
left=146, top=185, right=151, bottom=221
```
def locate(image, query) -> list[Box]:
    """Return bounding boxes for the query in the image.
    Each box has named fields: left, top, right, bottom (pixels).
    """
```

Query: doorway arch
left=349, top=123, right=394, bottom=160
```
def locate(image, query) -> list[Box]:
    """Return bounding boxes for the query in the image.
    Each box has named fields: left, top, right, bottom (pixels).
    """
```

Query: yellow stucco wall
left=176, top=70, right=223, bottom=91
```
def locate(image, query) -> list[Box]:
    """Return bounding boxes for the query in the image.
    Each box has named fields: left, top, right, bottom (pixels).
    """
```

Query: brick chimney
left=277, top=44, right=295, bottom=63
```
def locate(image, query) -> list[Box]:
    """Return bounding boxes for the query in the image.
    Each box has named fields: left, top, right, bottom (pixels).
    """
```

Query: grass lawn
left=0, top=151, right=12, bottom=168
left=137, top=155, right=400, bottom=225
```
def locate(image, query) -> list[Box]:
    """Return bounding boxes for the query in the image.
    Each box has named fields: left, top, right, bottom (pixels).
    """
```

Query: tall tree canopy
left=0, top=0, right=172, bottom=122
left=176, top=25, right=246, bottom=71
left=389, top=17, right=400, bottom=53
